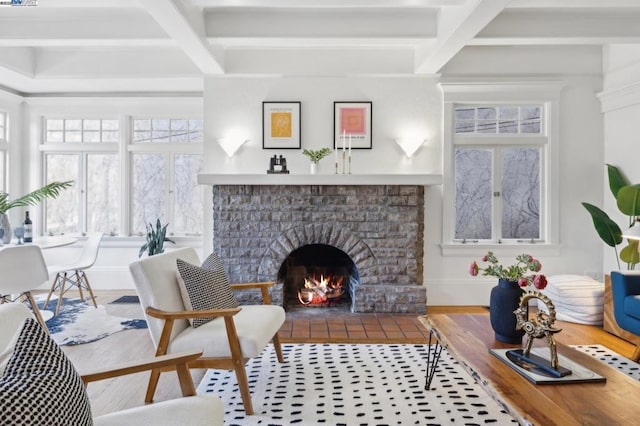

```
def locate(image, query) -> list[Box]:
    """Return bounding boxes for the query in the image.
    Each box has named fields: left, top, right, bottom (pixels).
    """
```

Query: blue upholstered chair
left=610, top=271, right=640, bottom=361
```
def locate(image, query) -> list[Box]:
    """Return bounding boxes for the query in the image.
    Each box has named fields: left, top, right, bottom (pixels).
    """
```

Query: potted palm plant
left=0, top=181, right=73, bottom=244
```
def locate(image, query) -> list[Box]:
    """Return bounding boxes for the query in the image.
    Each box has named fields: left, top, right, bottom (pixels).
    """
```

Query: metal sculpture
left=514, top=291, right=563, bottom=369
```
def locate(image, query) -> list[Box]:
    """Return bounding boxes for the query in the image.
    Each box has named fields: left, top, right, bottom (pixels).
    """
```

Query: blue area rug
left=36, top=297, right=147, bottom=346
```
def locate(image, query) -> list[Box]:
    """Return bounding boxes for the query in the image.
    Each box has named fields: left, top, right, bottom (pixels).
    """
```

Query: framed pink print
left=333, top=101, right=372, bottom=150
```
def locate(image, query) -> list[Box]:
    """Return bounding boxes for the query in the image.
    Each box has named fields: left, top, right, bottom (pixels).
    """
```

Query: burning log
left=298, top=273, right=345, bottom=306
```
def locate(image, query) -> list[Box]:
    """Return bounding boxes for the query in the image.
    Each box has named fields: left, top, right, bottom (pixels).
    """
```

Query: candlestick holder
left=348, top=155, right=351, bottom=174
left=342, top=151, right=346, bottom=174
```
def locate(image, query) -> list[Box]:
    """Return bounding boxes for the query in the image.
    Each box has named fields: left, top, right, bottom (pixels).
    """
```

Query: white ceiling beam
left=477, top=9, right=640, bottom=41
left=140, top=0, right=224, bottom=74
left=415, top=0, right=510, bottom=74
left=508, top=0, right=640, bottom=8
left=0, top=9, right=168, bottom=46
left=38, top=0, right=142, bottom=7
left=193, top=0, right=464, bottom=8
left=204, top=8, right=437, bottom=39
left=0, top=47, right=35, bottom=77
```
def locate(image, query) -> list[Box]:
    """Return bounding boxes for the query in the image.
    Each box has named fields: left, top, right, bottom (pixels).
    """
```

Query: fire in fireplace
left=278, top=243, right=358, bottom=311
left=298, top=273, right=345, bottom=306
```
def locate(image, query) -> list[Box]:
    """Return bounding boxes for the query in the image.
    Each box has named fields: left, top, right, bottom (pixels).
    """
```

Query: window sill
left=440, top=243, right=561, bottom=257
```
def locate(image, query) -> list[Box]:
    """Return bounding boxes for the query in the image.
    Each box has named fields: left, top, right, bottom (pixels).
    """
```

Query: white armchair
left=0, top=303, right=223, bottom=426
left=129, top=247, right=286, bottom=415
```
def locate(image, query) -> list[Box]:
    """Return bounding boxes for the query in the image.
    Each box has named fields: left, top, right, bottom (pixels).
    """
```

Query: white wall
left=0, top=44, right=616, bottom=304
left=203, top=76, right=442, bottom=175
left=428, top=46, right=604, bottom=305
left=599, top=44, right=640, bottom=274
left=202, top=60, right=605, bottom=306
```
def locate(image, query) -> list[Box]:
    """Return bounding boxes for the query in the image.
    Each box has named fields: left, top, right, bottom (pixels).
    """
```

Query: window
left=130, top=119, right=203, bottom=236
left=454, top=105, right=542, bottom=242
left=43, top=119, right=120, bottom=235
left=43, top=117, right=204, bottom=237
left=441, top=83, right=561, bottom=252
left=46, top=119, right=119, bottom=143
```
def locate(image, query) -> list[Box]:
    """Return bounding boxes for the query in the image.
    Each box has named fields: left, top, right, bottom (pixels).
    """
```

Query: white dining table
left=0, top=235, right=78, bottom=250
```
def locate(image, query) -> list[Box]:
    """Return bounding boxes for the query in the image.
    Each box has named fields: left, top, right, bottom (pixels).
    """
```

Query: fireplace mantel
left=198, top=173, right=442, bottom=186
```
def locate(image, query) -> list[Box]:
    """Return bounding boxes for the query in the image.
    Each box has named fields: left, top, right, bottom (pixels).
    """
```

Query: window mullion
left=493, top=148, right=503, bottom=243
left=167, top=152, right=175, bottom=235
left=78, top=152, right=89, bottom=233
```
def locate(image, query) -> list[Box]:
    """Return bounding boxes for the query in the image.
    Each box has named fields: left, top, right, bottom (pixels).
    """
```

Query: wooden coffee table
left=419, top=314, right=640, bottom=426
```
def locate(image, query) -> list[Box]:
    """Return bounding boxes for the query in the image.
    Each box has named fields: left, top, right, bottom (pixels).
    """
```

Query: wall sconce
left=623, top=219, right=640, bottom=242
left=217, top=137, right=248, bottom=158
left=394, top=137, right=427, bottom=158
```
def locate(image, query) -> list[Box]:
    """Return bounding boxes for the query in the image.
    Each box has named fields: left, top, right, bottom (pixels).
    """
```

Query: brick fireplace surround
left=211, top=183, right=427, bottom=314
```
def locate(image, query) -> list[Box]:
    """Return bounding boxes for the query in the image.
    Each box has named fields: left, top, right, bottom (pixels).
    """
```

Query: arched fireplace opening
left=278, top=243, right=359, bottom=312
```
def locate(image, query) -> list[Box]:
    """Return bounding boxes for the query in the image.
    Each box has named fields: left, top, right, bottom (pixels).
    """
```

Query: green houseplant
left=0, top=181, right=73, bottom=214
left=582, top=164, right=640, bottom=270
left=302, top=148, right=332, bottom=174
left=138, top=219, right=175, bottom=257
left=0, top=180, right=73, bottom=243
left=302, top=148, right=332, bottom=163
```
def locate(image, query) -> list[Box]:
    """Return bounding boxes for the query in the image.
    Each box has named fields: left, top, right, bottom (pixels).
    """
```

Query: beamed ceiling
left=1, top=0, right=639, bottom=95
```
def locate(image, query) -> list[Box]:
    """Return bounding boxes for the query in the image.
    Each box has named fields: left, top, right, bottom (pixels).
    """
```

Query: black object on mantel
left=267, top=154, right=290, bottom=174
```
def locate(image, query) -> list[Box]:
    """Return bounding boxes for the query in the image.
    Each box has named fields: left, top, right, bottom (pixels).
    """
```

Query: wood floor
left=57, top=291, right=637, bottom=419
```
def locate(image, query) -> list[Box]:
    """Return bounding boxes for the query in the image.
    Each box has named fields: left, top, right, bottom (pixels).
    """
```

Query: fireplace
left=211, top=184, right=427, bottom=314
left=279, top=244, right=358, bottom=311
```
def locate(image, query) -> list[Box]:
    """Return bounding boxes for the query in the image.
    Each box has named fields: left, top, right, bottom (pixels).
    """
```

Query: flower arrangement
left=469, top=251, right=548, bottom=290
left=302, top=148, right=332, bottom=163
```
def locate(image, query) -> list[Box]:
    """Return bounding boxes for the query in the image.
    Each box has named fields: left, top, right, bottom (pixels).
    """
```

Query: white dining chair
left=44, top=232, right=104, bottom=316
left=0, top=244, right=50, bottom=332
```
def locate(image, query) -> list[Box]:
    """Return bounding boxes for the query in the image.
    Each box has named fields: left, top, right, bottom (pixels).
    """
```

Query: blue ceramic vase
left=489, top=279, right=525, bottom=344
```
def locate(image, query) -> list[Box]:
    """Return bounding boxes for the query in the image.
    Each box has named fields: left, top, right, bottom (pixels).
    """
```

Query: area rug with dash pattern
left=197, top=343, right=518, bottom=425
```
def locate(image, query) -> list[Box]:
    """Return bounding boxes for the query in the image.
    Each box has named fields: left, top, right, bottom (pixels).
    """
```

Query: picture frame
left=262, top=101, right=301, bottom=149
left=333, top=101, right=372, bottom=150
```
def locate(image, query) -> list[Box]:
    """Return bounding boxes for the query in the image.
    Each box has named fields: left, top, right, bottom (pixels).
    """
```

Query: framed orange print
left=334, top=101, right=372, bottom=149
left=263, top=101, right=301, bottom=149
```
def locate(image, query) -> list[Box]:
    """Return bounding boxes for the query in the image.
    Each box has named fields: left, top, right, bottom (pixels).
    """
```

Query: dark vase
left=489, top=279, right=525, bottom=344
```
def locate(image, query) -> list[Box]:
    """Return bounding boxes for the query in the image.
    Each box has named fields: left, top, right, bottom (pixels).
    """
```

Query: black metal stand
left=424, top=330, right=443, bottom=390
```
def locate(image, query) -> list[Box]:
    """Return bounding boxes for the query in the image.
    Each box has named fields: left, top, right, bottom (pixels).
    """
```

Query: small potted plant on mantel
left=302, top=148, right=332, bottom=174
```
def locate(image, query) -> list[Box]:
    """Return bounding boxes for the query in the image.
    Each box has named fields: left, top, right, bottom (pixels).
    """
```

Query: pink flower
left=482, top=255, right=489, bottom=262
left=533, top=274, right=548, bottom=290
left=531, top=259, right=542, bottom=272
left=469, top=261, right=479, bottom=276
left=517, top=277, right=529, bottom=288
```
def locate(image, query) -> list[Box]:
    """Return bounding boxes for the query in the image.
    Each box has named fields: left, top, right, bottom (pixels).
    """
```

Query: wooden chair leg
left=632, top=343, right=640, bottom=362
left=76, top=270, right=85, bottom=302
left=55, top=273, right=68, bottom=316
left=145, top=369, right=161, bottom=403
left=43, top=274, right=61, bottom=310
left=233, top=358, right=254, bottom=415
left=272, top=333, right=284, bottom=363
left=24, top=291, right=49, bottom=334
left=223, top=316, right=254, bottom=415
left=81, top=271, right=98, bottom=308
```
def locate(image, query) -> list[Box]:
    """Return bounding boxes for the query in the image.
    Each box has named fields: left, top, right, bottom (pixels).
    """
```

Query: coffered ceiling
left=1, top=0, right=639, bottom=95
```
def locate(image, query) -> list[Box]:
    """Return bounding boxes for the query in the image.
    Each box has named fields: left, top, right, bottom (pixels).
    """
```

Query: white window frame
left=40, top=115, right=204, bottom=238
left=440, top=83, right=563, bottom=256
left=41, top=117, right=120, bottom=235
left=128, top=117, right=203, bottom=237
